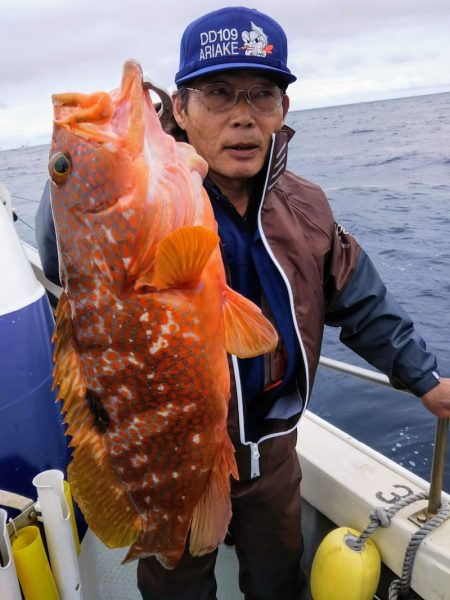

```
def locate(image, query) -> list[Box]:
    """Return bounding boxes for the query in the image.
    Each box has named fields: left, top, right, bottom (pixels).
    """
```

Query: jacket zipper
left=250, top=443, right=261, bottom=478
left=231, top=339, right=299, bottom=479
left=230, top=131, right=310, bottom=479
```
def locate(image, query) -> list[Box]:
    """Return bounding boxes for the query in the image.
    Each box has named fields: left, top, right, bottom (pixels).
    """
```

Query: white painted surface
left=33, top=470, right=81, bottom=600
left=0, top=202, right=44, bottom=316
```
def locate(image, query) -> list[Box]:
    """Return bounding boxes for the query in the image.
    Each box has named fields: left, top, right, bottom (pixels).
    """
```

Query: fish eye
left=49, top=152, right=72, bottom=184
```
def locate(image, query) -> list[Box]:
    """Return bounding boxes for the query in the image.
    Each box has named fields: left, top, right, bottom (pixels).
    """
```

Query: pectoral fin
left=147, top=225, right=219, bottom=290
left=221, top=286, right=278, bottom=357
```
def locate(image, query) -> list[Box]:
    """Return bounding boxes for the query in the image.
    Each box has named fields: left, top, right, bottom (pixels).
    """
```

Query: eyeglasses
left=185, top=82, right=285, bottom=113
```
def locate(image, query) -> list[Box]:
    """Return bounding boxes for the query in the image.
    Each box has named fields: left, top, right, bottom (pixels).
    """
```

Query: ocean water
left=1, top=91, right=449, bottom=492
left=287, top=91, right=450, bottom=492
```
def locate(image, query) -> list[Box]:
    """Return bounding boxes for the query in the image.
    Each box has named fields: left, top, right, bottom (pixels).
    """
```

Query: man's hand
left=421, top=378, right=450, bottom=418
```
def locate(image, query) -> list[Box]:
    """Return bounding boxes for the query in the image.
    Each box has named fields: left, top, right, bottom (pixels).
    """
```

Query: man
left=36, top=6, right=450, bottom=600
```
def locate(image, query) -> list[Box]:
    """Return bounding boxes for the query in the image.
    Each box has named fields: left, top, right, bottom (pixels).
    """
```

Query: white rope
left=348, top=492, right=428, bottom=551
left=345, top=493, right=450, bottom=600
left=388, top=497, right=450, bottom=600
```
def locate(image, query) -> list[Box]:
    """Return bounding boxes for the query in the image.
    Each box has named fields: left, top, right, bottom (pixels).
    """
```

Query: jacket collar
left=264, top=124, right=295, bottom=194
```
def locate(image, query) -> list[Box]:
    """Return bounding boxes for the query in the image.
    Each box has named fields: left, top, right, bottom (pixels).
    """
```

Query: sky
left=0, top=0, right=449, bottom=150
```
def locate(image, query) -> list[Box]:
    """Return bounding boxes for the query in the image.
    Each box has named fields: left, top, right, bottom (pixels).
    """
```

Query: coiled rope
left=346, top=492, right=450, bottom=599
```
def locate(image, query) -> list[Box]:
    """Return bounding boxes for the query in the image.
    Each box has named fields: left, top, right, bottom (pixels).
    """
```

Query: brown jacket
left=224, top=126, right=439, bottom=474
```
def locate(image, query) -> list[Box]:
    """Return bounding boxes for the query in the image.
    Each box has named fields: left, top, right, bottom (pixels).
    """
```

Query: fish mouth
left=51, top=59, right=146, bottom=151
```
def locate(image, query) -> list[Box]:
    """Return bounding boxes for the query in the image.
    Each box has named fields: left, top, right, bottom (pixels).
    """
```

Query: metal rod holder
left=427, top=418, right=449, bottom=514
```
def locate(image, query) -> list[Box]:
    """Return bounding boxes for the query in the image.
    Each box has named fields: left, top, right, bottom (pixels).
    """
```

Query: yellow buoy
left=310, top=527, right=381, bottom=600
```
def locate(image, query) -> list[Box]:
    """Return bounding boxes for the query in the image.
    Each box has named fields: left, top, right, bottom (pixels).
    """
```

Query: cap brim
left=175, top=62, right=297, bottom=86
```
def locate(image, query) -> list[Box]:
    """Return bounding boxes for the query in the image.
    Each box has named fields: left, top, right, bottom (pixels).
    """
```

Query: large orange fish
left=49, top=60, right=278, bottom=567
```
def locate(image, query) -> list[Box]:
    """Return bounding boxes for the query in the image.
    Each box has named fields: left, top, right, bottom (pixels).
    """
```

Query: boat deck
left=77, top=500, right=381, bottom=599
left=78, top=531, right=244, bottom=599
left=77, top=501, right=329, bottom=599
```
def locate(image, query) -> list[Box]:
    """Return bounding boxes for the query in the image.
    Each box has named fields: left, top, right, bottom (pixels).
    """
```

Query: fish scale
left=49, top=59, right=278, bottom=568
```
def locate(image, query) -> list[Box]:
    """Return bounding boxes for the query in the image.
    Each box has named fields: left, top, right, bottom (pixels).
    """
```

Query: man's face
left=173, top=70, right=289, bottom=188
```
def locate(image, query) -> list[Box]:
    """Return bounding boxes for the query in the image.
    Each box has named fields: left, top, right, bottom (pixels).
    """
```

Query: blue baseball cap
left=175, top=7, right=297, bottom=87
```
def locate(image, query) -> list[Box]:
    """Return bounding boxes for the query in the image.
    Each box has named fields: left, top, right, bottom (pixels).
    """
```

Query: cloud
left=280, top=0, right=450, bottom=38
left=0, top=0, right=449, bottom=148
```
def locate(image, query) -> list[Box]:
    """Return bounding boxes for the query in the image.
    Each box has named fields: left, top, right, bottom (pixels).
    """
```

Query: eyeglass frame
left=184, top=82, right=286, bottom=113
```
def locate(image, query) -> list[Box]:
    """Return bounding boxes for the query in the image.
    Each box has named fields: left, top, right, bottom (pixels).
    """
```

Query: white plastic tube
left=0, top=509, right=22, bottom=600
left=33, top=470, right=82, bottom=600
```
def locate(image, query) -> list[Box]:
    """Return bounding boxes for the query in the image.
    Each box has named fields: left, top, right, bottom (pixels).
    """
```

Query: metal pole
left=427, top=418, right=449, bottom=514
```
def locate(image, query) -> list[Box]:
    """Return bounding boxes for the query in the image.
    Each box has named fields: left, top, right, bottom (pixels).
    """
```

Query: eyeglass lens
left=197, top=83, right=283, bottom=112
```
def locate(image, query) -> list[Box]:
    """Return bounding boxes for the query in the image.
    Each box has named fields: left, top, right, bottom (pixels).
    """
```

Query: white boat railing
left=21, top=241, right=392, bottom=389
left=319, top=336, right=449, bottom=527
left=23, top=239, right=395, bottom=390
left=318, top=355, right=391, bottom=388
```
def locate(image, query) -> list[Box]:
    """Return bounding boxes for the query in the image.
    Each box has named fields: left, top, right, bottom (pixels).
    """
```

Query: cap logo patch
left=198, top=21, right=273, bottom=62
left=241, top=22, right=273, bottom=57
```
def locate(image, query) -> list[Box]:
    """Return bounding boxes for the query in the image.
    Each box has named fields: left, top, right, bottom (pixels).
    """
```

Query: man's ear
left=282, top=94, right=290, bottom=120
left=172, top=91, right=187, bottom=131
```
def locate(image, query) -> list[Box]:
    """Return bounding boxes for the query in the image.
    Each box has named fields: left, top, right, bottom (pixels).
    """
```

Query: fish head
left=48, top=60, right=154, bottom=293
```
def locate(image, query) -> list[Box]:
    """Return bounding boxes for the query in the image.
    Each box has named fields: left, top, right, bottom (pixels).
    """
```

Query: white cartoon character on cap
left=241, top=22, right=273, bottom=57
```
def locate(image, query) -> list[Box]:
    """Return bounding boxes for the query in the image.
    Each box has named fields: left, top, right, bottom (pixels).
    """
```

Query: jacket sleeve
left=324, top=239, right=440, bottom=398
left=35, top=179, right=61, bottom=286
